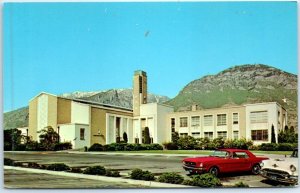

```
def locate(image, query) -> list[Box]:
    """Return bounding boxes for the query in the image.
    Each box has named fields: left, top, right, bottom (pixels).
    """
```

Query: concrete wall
left=156, top=104, right=174, bottom=144
left=47, top=95, right=58, bottom=131
left=74, top=124, right=90, bottom=149
left=59, top=124, right=75, bottom=146
left=91, top=107, right=106, bottom=145
left=37, top=94, right=49, bottom=133
left=71, top=101, right=90, bottom=124
left=29, top=98, right=38, bottom=141
left=57, top=98, right=71, bottom=124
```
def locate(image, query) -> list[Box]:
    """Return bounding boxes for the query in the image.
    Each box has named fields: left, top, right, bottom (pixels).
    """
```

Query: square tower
left=133, top=70, right=147, bottom=116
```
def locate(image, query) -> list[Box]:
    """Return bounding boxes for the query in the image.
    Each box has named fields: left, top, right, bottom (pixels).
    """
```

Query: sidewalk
left=66, top=151, right=199, bottom=157
left=4, top=166, right=192, bottom=188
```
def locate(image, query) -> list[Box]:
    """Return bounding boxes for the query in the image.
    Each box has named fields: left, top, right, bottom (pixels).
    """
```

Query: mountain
left=166, top=64, right=297, bottom=128
left=3, top=89, right=170, bottom=130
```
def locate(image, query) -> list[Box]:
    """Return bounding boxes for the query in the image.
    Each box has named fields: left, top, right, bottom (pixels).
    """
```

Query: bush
left=70, top=167, right=82, bottom=173
left=46, top=163, right=70, bottom=171
left=258, top=143, right=279, bottom=151
left=88, top=143, right=104, bottom=151
left=277, top=143, right=297, bottom=151
left=105, top=169, right=121, bottom=177
left=4, top=158, right=15, bottom=166
left=13, top=162, right=23, bottom=167
left=142, top=144, right=163, bottom=150
left=177, top=136, right=197, bottom=150
left=83, top=166, right=106, bottom=175
left=195, top=137, right=210, bottom=150
left=163, top=142, right=178, bottom=150
left=54, top=142, right=72, bottom=151
left=224, top=139, right=253, bottom=150
left=157, top=172, right=184, bottom=184
left=183, top=173, right=222, bottom=187
left=130, top=168, right=155, bottom=181
left=234, top=181, right=249, bottom=187
left=27, top=162, right=41, bottom=169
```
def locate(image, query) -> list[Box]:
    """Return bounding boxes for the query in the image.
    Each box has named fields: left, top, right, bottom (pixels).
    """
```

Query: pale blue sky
left=3, top=2, right=298, bottom=112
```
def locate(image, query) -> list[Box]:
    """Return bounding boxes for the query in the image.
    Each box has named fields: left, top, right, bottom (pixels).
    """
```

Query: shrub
left=54, top=142, right=72, bottom=151
left=105, top=169, right=121, bottom=177
left=163, top=142, right=178, bottom=150
left=211, top=137, right=225, bottom=149
left=142, top=144, right=163, bottom=150
left=46, top=163, right=70, bottom=171
left=234, top=181, right=249, bottom=187
left=88, top=143, right=104, bottom=151
left=224, top=139, right=253, bottom=150
left=83, top=166, right=106, bottom=175
left=157, top=172, right=184, bottom=184
left=183, top=173, right=222, bottom=187
left=27, top=162, right=41, bottom=169
left=195, top=137, right=210, bottom=150
left=130, top=168, right=155, bottom=181
left=13, top=162, right=23, bottom=167
left=258, top=143, right=279, bottom=151
left=277, top=143, right=297, bottom=151
left=177, top=136, right=197, bottom=150
left=70, top=167, right=82, bottom=173
left=4, top=158, right=15, bottom=166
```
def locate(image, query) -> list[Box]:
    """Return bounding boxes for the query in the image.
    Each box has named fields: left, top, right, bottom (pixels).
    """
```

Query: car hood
left=183, top=156, right=221, bottom=163
left=262, top=157, right=298, bottom=175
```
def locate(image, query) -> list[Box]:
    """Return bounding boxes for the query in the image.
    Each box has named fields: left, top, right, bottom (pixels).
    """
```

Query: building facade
left=28, top=70, right=288, bottom=148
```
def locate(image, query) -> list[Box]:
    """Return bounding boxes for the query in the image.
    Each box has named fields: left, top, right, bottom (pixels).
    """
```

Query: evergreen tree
left=144, top=127, right=151, bottom=144
left=271, top=124, right=276, bottom=143
left=123, top=132, right=128, bottom=143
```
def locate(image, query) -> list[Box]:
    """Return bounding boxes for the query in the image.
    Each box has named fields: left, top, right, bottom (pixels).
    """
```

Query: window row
left=178, top=131, right=239, bottom=140
left=173, top=113, right=239, bottom=128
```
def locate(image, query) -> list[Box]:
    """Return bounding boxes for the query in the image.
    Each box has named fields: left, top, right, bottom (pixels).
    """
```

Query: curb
left=65, top=151, right=200, bottom=157
left=4, top=166, right=192, bottom=188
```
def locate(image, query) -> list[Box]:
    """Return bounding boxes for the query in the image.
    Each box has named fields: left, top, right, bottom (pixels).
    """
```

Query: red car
left=182, top=149, right=268, bottom=176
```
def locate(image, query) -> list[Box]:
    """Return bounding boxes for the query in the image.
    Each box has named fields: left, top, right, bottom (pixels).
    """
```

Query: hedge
left=157, top=172, right=184, bottom=184
left=130, top=168, right=155, bottom=181
left=88, top=143, right=163, bottom=152
left=83, top=166, right=106, bottom=175
left=183, top=173, right=222, bottom=187
left=258, top=143, right=297, bottom=151
left=46, top=163, right=70, bottom=171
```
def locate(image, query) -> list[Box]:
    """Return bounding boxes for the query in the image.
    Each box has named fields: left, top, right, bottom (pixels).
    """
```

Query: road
left=3, top=151, right=291, bottom=188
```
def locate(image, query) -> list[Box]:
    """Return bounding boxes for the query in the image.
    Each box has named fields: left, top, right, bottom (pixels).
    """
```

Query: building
left=167, top=102, right=287, bottom=145
left=28, top=70, right=288, bottom=148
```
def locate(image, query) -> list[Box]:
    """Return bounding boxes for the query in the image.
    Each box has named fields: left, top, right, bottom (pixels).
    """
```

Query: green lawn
left=106, top=150, right=293, bottom=155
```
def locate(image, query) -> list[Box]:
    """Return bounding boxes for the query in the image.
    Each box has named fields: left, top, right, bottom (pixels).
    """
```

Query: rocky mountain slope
left=3, top=89, right=170, bottom=130
left=167, top=64, right=297, bottom=127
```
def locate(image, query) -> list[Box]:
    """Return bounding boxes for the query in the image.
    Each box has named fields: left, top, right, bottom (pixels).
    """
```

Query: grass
left=105, top=150, right=293, bottom=155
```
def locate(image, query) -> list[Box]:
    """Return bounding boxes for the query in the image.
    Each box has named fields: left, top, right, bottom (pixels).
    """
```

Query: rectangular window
left=135, top=138, right=139, bottom=144
left=233, top=113, right=239, bottom=125
left=191, top=116, right=200, bottom=127
left=251, top=130, right=268, bottom=141
left=180, top=117, right=188, bottom=127
left=171, top=118, right=175, bottom=132
left=217, top=114, right=227, bottom=126
left=204, top=132, right=213, bottom=140
left=250, top=111, right=268, bottom=124
left=80, top=128, right=85, bottom=140
left=179, top=133, right=188, bottom=137
left=191, top=132, right=200, bottom=138
left=217, top=131, right=227, bottom=139
left=233, top=131, right=239, bottom=140
left=204, top=115, right=213, bottom=126
left=139, top=76, right=143, bottom=93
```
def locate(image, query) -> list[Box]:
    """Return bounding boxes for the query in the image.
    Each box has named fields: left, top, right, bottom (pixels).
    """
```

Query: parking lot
left=4, top=151, right=293, bottom=188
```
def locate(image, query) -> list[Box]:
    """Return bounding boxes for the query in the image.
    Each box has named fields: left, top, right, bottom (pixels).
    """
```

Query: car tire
left=251, top=164, right=261, bottom=175
left=209, top=166, right=219, bottom=177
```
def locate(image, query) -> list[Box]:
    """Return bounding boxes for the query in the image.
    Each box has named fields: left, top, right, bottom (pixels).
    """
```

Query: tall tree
left=38, top=126, right=59, bottom=150
left=271, top=124, right=276, bottom=143
left=144, top=127, right=151, bottom=144
left=123, top=132, right=128, bottom=143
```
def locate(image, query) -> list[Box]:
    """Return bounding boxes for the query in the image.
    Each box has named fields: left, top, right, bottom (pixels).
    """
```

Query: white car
left=260, top=148, right=298, bottom=184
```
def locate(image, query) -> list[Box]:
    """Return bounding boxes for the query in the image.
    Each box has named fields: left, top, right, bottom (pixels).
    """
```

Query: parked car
left=182, top=149, right=268, bottom=176
left=260, top=148, right=298, bottom=184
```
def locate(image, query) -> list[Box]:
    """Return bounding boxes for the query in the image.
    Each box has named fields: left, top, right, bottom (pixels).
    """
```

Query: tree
left=271, top=124, right=276, bottom=143
left=172, top=132, right=179, bottom=144
left=38, top=126, right=59, bottom=150
left=278, top=125, right=298, bottom=143
left=4, top=128, right=27, bottom=151
left=144, top=127, right=151, bottom=144
left=123, top=132, right=128, bottom=143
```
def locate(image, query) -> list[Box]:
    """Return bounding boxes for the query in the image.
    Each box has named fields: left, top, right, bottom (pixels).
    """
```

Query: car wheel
left=251, top=164, right=261, bottom=175
left=209, top=166, right=219, bottom=177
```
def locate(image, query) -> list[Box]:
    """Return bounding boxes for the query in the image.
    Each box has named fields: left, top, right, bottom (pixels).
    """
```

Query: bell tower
left=133, top=70, right=147, bottom=116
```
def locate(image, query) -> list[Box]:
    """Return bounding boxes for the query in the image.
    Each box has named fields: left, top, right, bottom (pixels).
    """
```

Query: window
left=233, top=131, right=239, bottom=140
left=217, top=114, right=227, bottom=126
left=191, top=132, right=200, bottom=138
left=180, top=117, right=188, bottom=127
left=204, top=132, right=213, bottom=140
left=217, top=131, right=227, bottom=139
left=80, top=128, right=85, bottom=140
left=179, top=133, right=188, bottom=137
left=233, top=152, right=249, bottom=159
left=135, top=138, right=139, bottom=144
left=171, top=118, right=175, bottom=132
left=233, top=113, right=239, bottom=124
left=191, top=116, right=200, bottom=127
left=250, top=111, right=268, bottom=124
left=139, top=76, right=143, bottom=93
left=204, top=115, right=213, bottom=126
left=251, top=130, right=268, bottom=141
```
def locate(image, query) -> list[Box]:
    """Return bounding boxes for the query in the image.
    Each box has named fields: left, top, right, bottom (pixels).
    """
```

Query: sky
left=3, top=1, right=298, bottom=112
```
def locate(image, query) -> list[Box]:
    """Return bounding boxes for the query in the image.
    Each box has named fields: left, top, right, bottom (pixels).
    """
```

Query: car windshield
left=210, top=150, right=229, bottom=158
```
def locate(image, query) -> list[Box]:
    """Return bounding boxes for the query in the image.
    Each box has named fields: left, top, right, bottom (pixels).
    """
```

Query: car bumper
left=182, top=165, right=206, bottom=174
left=260, top=170, right=298, bottom=184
